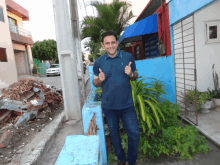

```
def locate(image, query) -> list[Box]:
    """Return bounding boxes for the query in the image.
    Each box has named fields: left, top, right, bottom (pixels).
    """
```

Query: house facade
left=169, top=0, right=220, bottom=124
left=0, top=0, right=33, bottom=87
left=119, top=0, right=176, bottom=103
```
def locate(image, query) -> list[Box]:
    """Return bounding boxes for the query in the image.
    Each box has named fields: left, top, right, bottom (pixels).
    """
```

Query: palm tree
left=81, top=0, right=134, bottom=43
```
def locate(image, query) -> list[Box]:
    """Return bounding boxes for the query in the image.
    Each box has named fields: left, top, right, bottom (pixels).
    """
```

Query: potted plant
left=185, top=89, right=210, bottom=113
left=200, top=90, right=214, bottom=113
left=210, top=64, right=220, bottom=110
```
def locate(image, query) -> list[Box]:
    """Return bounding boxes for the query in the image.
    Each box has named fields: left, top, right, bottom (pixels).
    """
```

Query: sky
left=12, top=0, right=147, bottom=53
left=13, top=0, right=102, bottom=52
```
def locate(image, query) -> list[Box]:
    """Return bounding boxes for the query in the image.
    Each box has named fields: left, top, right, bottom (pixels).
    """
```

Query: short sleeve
left=130, top=54, right=136, bottom=72
left=93, top=60, right=99, bottom=77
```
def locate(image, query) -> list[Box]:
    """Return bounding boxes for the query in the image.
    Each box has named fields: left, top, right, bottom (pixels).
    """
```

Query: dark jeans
left=102, top=105, right=140, bottom=165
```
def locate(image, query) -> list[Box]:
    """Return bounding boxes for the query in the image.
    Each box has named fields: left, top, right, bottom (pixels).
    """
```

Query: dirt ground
left=0, top=102, right=63, bottom=164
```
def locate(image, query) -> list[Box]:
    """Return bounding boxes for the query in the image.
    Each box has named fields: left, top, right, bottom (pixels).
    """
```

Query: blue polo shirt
left=93, top=48, right=136, bottom=110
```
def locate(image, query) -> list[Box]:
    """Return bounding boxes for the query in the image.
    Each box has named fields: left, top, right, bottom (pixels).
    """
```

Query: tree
left=31, top=39, right=58, bottom=65
left=82, top=0, right=134, bottom=61
left=81, top=0, right=134, bottom=43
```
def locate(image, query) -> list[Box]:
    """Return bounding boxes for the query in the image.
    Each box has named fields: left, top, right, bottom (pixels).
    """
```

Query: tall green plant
left=81, top=0, right=134, bottom=43
left=130, top=75, right=165, bottom=132
left=94, top=75, right=166, bottom=131
left=84, top=29, right=106, bottom=61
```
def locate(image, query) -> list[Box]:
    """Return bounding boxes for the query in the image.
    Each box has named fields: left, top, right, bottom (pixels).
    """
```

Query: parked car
left=46, top=64, right=60, bottom=77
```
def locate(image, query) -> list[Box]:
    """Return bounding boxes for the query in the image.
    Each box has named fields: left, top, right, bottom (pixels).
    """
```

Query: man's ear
left=116, top=40, right=119, bottom=47
left=101, top=42, right=104, bottom=48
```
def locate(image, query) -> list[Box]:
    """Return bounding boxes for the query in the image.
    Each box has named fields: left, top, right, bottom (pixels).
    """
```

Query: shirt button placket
left=112, top=60, right=115, bottom=75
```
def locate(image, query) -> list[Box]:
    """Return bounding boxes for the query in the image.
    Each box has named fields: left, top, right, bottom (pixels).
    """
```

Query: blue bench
left=55, top=135, right=100, bottom=165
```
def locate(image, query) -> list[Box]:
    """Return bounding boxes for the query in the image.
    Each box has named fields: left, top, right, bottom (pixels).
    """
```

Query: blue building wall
left=169, top=0, right=216, bottom=25
left=89, top=54, right=176, bottom=104
left=135, top=57, right=176, bottom=103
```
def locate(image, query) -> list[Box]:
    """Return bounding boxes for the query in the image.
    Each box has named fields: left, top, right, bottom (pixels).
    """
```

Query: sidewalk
left=38, top=80, right=91, bottom=165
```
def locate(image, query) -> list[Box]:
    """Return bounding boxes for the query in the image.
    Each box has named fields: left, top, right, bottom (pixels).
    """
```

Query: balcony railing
left=9, top=23, right=32, bottom=38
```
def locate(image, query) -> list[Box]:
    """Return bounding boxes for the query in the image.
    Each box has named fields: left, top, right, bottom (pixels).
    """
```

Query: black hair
left=102, top=30, right=117, bottom=43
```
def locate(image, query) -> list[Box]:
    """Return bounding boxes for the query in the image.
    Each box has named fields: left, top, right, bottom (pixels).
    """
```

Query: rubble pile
left=0, top=78, right=63, bottom=139
left=1, top=78, right=63, bottom=106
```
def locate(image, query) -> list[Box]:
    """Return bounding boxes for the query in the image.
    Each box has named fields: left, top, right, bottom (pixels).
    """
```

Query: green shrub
left=137, top=100, right=209, bottom=160
left=88, top=54, right=94, bottom=62
left=32, top=63, right=39, bottom=74
left=100, top=76, right=210, bottom=160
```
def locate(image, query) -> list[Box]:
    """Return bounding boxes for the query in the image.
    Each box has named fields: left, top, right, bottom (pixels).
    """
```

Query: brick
left=0, top=130, right=12, bottom=148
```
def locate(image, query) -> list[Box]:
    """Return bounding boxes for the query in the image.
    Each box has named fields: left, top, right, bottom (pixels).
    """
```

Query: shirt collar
left=104, top=48, right=122, bottom=60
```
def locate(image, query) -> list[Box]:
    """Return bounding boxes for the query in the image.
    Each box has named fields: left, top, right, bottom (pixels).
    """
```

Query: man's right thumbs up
left=99, top=68, right=105, bottom=82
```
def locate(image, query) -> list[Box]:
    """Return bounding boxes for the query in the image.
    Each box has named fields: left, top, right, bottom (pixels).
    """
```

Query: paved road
left=18, top=65, right=90, bottom=90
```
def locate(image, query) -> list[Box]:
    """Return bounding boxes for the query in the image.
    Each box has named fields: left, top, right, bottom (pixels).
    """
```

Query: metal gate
left=173, top=14, right=198, bottom=125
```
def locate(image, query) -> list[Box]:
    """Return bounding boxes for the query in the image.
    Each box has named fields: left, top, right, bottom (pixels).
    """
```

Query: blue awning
left=119, top=13, right=158, bottom=44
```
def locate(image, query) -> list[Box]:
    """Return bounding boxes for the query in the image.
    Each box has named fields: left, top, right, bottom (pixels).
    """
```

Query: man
left=93, top=30, right=140, bottom=165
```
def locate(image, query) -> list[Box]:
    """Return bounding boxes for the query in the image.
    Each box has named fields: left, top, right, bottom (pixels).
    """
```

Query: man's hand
left=99, top=68, right=105, bottom=82
left=125, top=62, right=132, bottom=77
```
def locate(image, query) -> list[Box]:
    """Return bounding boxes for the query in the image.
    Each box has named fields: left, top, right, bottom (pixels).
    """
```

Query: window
left=8, top=17, right=17, bottom=26
left=0, top=48, right=8, bottom=62
left=0, top=6, right=4, bottom=23
left=49, top=65, right=59, bottom=68
left=205, top=21, right=220, bottom=43
left=8, top=16, right=18, bottom=33
left=135, top=46, right=140, bottom=60
left=144, top=33, right=159, bottom=59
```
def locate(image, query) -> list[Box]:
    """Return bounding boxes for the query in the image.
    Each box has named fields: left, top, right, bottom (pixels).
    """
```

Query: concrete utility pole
left=52, top=0, right=81, bottom=120
left=69, top=0, right=86, bottom=109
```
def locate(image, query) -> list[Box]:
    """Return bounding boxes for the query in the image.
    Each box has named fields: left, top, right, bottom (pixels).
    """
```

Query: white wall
left=194, top=0, right=220, bottom=92
left=0, top=0, right=18, bottom=84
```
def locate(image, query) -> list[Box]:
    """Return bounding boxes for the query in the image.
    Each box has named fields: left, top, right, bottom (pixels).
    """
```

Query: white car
left=46, top=64, right=60, bottom=77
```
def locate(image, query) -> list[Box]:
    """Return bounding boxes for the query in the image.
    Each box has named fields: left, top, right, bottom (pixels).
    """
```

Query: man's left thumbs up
left=125, top=61, right=132, bottom=76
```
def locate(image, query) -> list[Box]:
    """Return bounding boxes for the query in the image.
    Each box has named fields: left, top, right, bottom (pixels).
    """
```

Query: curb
left=24, top=111, right=65, bottom=165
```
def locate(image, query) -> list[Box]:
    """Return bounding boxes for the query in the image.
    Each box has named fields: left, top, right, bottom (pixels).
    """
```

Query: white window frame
left=205, top=20, right=220, bottom=44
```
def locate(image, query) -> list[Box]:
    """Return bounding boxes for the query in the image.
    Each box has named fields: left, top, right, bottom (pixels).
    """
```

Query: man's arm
left=92, top=75, right=103, bottom=87
left=129, top=71, right=138, bottom=81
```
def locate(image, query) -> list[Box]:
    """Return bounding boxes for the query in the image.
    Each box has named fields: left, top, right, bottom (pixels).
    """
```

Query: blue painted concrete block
left=83, top=66, right=107, bottom=165
left=82, top=101, right=107, bottom=164
left=55, top=135, right=100, bottom=165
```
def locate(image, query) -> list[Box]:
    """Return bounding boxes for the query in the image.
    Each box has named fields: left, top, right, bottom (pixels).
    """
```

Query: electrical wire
left=90, top=0, right=96, bottom=17
left=77, top=0, right=86, bottom=19
left=82, top=0, right=88, bottom=16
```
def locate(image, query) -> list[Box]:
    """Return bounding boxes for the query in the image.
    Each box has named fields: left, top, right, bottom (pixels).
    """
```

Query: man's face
left=101, top=35, right=119, bottom=56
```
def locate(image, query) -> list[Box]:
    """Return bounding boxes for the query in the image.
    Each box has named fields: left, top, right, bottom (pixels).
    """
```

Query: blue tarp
left=119, top=13, right=158, bottom=44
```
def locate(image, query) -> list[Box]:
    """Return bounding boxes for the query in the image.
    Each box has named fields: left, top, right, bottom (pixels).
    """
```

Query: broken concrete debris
left=0, top=130, right=12, bottom=148
left=0, top=78, right=63, bottom=129
left=14, top=110, right=38, bottom=127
